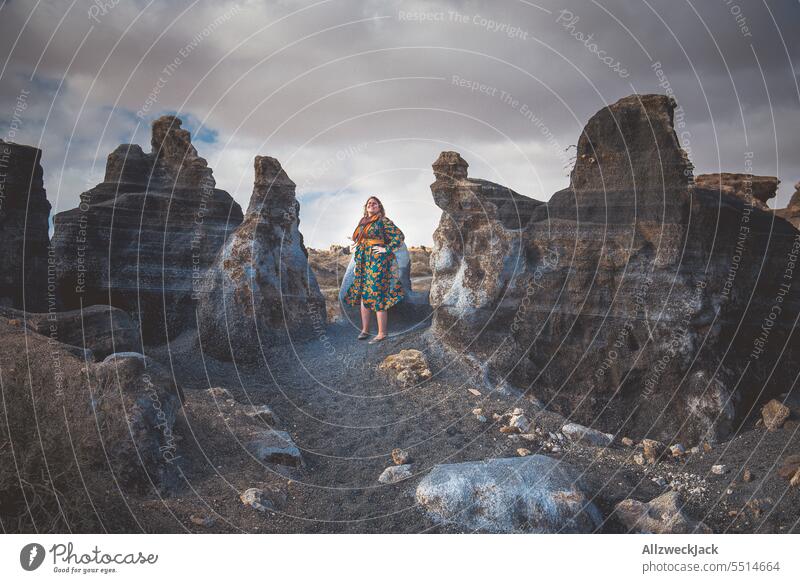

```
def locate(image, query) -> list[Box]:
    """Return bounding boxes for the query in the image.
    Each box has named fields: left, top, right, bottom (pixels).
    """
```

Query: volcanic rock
left=197, top=156, right=324, bottom=361
left=427, top=94, right=800, bottom=444
left=761, top=398, right=790, bottom=431
left=614, top=491, right=711, bottom=533
left=0, top=140, right=51, bottom=311
left=379, top=349, right=432, bottom=386
left=51, top=116, right=243, bottom=344
left=415, top=456, right=602, bottom=533
left=561, top=422, right=614, bottom=447
left=378, top=464, right=412, bottom=484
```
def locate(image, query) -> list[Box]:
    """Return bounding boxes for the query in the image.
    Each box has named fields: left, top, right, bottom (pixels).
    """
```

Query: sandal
left=368, top=335, right=386, bottom=344
left=357, top=332, right=370, bottom=340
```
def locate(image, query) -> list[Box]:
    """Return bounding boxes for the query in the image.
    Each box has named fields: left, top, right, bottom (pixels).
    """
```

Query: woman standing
left=344, top=196, right=405, bottom=343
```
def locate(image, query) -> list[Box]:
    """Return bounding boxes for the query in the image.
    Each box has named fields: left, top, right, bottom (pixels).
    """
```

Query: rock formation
left=51, top=116, right=243, bottom=343
left=428, top=94, right=800, bottom=445
left=694, top=173, right=778, bottom=209
left=0, top=304, right=140, bottom=359
left=776, top=181, right=800, bottom=229
left=0, top=140, right=51, bottom=311
left=197, top=156, right=325, bottom=361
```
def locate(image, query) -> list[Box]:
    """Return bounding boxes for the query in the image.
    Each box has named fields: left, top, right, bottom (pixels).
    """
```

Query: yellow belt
left=359, top=238, right=385, bottom=247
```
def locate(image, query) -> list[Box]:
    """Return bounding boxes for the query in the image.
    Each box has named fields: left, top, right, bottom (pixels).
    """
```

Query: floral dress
left=344, top=217, right=405, bottom=311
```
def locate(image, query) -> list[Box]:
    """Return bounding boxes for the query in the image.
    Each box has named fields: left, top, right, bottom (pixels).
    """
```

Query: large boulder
left=51, top=116, right=243, bottom=344
left=415, top=456, right=602, bottom=533
left=197, top=156, right=325, bottom=361
left=0, top=140, right=51, bottom=311
left=0, top=304, right=140, bottom=359
left=428, top=94, right=800, bottom=445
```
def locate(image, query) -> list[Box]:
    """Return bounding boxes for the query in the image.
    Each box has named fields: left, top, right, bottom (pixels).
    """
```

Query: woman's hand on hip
left=372, top=245, right=387, bottom=255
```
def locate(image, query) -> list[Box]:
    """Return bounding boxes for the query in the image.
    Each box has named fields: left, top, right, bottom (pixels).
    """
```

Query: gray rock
left=51, top=116, right=243, bottom=343
left=240, top=488, right=275, bottom=512
left=378, top=464, right=413, bottom=484
left=247, top=405, right=279, bottom=426
left=614, top=491, right=712, bottom=534
left=427, top=94, right=800, bottom=445
left=247, top=430, right=302, bottom=467
left=415, top=456, right=602, bottom=533
left=561, top=422, right=614, bottom=447
left=197, top=156, right=325, bottom=361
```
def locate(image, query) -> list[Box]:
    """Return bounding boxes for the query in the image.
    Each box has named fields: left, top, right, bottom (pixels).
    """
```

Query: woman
left=343, top=196, right=405, bottom=343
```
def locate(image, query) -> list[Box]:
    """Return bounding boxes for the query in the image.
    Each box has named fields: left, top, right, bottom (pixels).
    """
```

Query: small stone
left=492, top=413, right=502, bottom=421
left=778, top=455, right=800, bottom=479
left=519, top=433, right=537, bottom=442
left=240, top=488, right=275, bottom=512
left=703, top=442, right=712, bottom=453
left=633, top=453, right=645, bottom=466
left=7, top=318, right=21, bottom=327
left=512, top=408, right=524, bottom=416
left=378, top=464, right=413, bottom=484
left=500, top=426, right=518, bottom=434
left=690, top=446, right=700, bottom=454
left=190, top=514, right=215, bottom=527
left=468, top=388, right=482, bottom=397
left=670, top=444, right=686, bottom=457
left=621, top=437, right=634, bottom=447
left=561, top=422, right=614, bottom=447
left=549, top=445, right=562, bottom=454
left=642, top=439, right=667, bottom=464
left=652, top=477, right=667, bottom=487
left=246, top=430, right=303, bottom=467
left=472, top=408, right=483, bottom=416
left=380, top=349, right=432, bottom=386
left=517, top=448, right=532, bottom=457
left=508, top=414, right=531, bottom=433
left=391, top=448, right=411, bottom=465
left=207, top=387, right=233, bottom=399
left=742, top=468, right=752, bottom=482
left=762, top=399, right=790, bottom=431
left=711, top=464, right=726, bottom=475
left=790, top=468, right=800, bottom=488
left=476, top=415, right=487, bottom=423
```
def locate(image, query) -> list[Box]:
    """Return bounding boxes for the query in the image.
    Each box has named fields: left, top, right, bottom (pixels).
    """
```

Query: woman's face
left=366, top=198, right=381, bottom=215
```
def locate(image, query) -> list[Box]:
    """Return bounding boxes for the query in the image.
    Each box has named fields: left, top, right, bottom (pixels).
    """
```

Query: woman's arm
left=381, top=218, right=405, bottom=253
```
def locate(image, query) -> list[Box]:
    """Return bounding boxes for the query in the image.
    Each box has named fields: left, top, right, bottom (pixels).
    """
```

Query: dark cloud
left=1, top=0, right=798, bottom=246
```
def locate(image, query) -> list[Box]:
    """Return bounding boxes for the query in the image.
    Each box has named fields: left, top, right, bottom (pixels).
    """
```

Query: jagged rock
left=240, top=488, right=275, bottom=512
left=761, top=399, right=790, bottom=431
left=246, top=429, right=302, bottom=467
left=391, top=448, right=411, bottom=465
left=0, top=140, right=51, bottom=311
left=642, top=439, right=667, bottom=464
left=197, top=156, right=324, bottom=361
left=614, top=491, right=711, bottom=533
left=0, top=304, right=140, bottom=359
left=88, top=351, right=183, bottom=491
left=379, top=349, right=432, bottom=386
left=52, top=116, right=243, bottom=344
left=415, top=456, right=602, bottom=533
left=776, top=182, right=800, bottom=229
left=695, top=173, right=778, bottom=209
left=207, top=386, right=233, bottom=399
left=427, top=94, right=800, bottom=444
left=777, top=455, right=800, bottom=479
left=378, top=464, right=413, bottom=484
left=561, top=422, right=614, bottom=447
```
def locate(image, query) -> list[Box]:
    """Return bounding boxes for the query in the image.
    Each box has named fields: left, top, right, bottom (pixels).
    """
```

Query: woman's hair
left=362, top=196, right=385, bottom=219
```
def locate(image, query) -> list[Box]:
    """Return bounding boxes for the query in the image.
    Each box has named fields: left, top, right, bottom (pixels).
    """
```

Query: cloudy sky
left=2, top=0, right=798, bottom=247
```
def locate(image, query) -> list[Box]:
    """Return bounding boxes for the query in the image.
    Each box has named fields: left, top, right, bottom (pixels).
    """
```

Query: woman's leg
left=376, top=310, right=387, bottom=338
left=360, top=301, right=372, bottom=334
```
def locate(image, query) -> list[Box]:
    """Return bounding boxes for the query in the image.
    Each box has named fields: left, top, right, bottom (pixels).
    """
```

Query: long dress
left=343, top=216, right=405, bottom=311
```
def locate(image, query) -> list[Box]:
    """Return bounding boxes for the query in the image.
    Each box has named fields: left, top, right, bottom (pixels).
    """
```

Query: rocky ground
left=103, top=321, right=800, bottom=534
